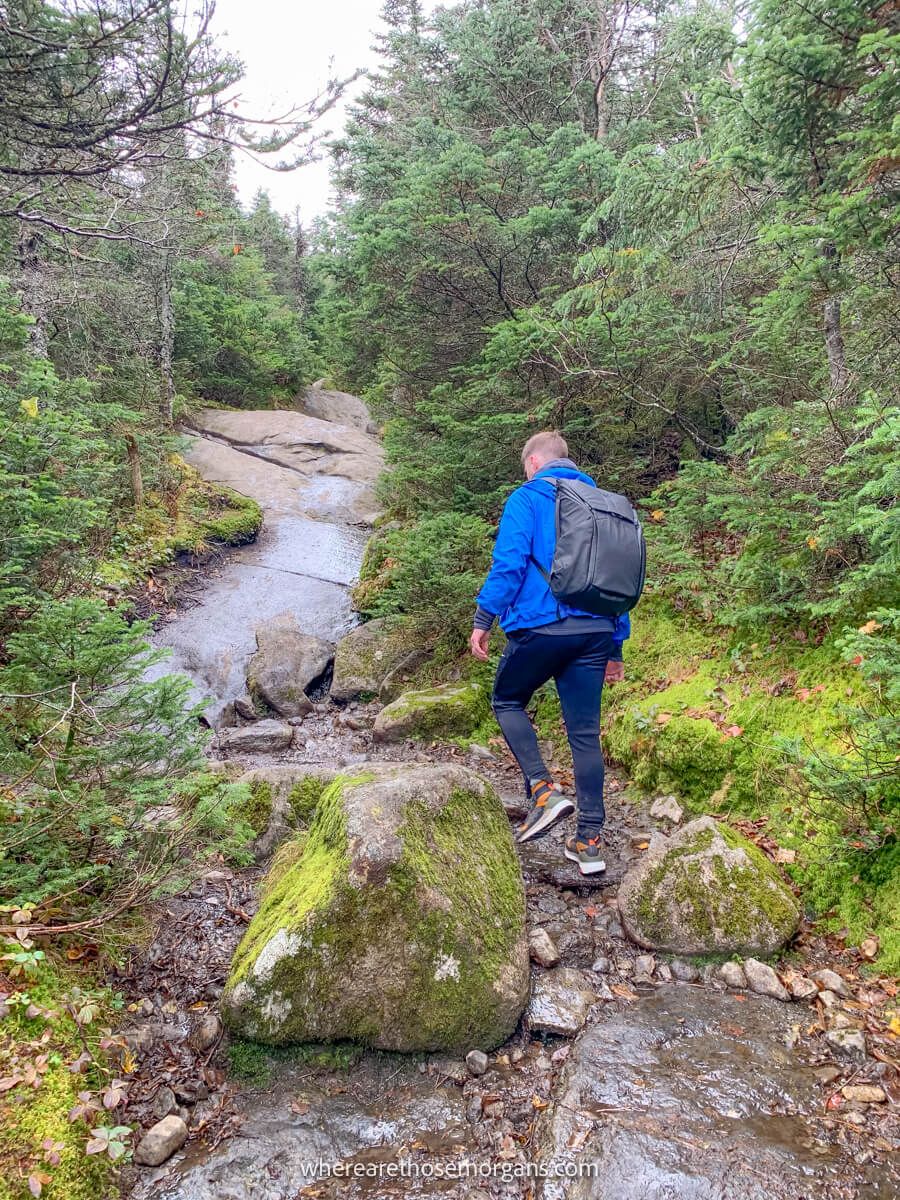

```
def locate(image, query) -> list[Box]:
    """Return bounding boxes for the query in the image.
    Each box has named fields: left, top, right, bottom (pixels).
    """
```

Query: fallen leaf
left=531, top=1095, right=549, bottom=1110
left=774, top=848, right=797, bottom=864
left=721, top=724, right=743, bottom=739
left=655, top=712, right=673, bottom=726
left=290, top=1099, right=310, bottom=1115
left=611, top=984, right=638, bottom=1000
left=858, top=620, right=881, bottom=635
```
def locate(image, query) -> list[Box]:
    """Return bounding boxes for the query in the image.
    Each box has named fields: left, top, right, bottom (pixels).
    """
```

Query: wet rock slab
left=535, top=985, right=895, bottom=1199
left=136, top=1057, right=470, bottom=1200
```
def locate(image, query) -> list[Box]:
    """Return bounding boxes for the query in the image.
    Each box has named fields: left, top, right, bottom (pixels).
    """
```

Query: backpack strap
left=525, top=476, right=558, bottom=582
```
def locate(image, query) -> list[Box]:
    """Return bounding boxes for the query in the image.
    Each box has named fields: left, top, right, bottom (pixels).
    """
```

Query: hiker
left=470, top=431, right=643, bottom=876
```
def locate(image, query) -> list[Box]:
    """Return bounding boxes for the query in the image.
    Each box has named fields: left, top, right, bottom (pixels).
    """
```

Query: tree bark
left=125, top=434, right=144, bottom=509
left=16, top=224, right=50, bottom=358
left=156, top=248, right=176, bottom=424
left=822, top=243, right=851, bottom=401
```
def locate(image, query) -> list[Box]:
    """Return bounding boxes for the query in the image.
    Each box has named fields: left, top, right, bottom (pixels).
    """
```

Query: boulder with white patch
left=220, top=763, right=529, bottom=1052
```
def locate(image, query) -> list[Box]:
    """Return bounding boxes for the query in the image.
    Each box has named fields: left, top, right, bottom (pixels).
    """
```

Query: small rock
left=535, top=1054, right=552, bottom=1071
left=649, top=795, right=684, bottom=824
left=629, top=831, right=653, bottom=848
left=528, top=927, right=561, bottom=968
left=825, top=1028, right=867, bottom=1059
left=719, top=961, right=748, bottom=990
left=134, top=1115, right=188, bottom=1166
left=233, top=695, right=257, bottom=721
left=828, top=1011, right=853, bottom=1030
left=510, top=1047, right=524, bottom=1064
left=859, top=936, right=879, bottom=960
left=594, top=981, right=614, bottom=1002
left=614, top=957, right=633, bottom=976
left=789, top=974, right=818, bottom=1000
left=466, top=1049, right=489, bottom=1077
left=669, top=958, right=700, bottom=983
left=841, top=1084, right=886, bottom=1104
left=812, top=968, right=851, bottom=999
left=467, top=743, right=496, bottom=762
left=192, top=1013, right=221, bottom=1052
left=174, top=1081, right=208, bottom=1105
left=483, top=1099, right=504, bottom=1120
left=844, top=1110, right=866, bottom=1126
left=430, top=1057, right=468, bottom=1086
left=606, top=920, right=625, bottom=939
left=591, top=956, right=611, bottom=975
left=633, top=954, right=656, bottom=981
left=150, top=1086, right=178, bottom=1121
left=656, top=962, right=672, bottom=982
left=814, top=1066, right=843, bottom=1085
left=466, top=1095, right=483, bottom=1125
left=743, top=958, right=790, bottom=1001
left=527, top=968, right=596, bottom=1037
left=818, top=989, right=839, bottom=1008
left=217, top=719, right=293, bottom=754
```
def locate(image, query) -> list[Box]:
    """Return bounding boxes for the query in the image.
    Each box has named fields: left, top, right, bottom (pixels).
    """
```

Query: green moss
left=603, top=596, right=898, bottom=968
left=97, top=456, right=262, bottom=591
left=377, top=682, right=489, bottom=742
left=629, top=820, right=798, bottom=953
left=223, top=771, right=525, bottom=1052
left=261, top=834, right=308, bottom=897
left=227, top=1037, right=361, bottom=1085
left=0, top=961, right=119, bottom=1200
left=0, top=1069, right=114, bottom=1200
left=240, top=780, right=273, bottom=836
left=287, top=776, right=330, bottom=824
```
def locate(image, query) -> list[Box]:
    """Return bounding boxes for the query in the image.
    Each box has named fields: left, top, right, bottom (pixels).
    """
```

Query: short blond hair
left=521, top=430, right=568, bottom=466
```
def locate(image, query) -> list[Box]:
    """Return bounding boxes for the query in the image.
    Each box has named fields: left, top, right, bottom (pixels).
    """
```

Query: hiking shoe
left=517, top=780, right=575, bottom=843
left=564, top=834, right=607, bottom=876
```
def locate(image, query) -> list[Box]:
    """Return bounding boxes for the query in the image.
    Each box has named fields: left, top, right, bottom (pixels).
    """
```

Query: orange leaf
left=721, top=724, right=743, bottom=739
left=858, top=620, right=881, bottom=635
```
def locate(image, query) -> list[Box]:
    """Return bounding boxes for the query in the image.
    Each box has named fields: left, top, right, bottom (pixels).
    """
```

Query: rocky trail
left=118, top=394, right=897, bottom=1200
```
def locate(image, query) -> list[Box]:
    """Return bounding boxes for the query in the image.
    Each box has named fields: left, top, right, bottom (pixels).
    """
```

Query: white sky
left=210, top=0, right=389, bottom=219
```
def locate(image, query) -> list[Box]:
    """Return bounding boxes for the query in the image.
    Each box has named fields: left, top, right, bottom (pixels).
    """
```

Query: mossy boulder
left=220, top=763, right=529, bottom=1052
left=330, top=617, right=423, bottom=702
left=617, top=816, right=800, bottom=957
left=373, top=682, right=488, bottom=744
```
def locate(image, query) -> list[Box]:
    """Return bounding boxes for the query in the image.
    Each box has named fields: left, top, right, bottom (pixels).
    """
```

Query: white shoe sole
left=517, top=797, right=575, bottom=843
left=564, top=847, right=607, bottom=874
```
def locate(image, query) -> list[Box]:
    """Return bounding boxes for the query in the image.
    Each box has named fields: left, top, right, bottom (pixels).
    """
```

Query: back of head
left=521, top=430, right=568, bottom=469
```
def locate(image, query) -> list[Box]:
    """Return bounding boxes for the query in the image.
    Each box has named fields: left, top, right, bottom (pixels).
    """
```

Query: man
left=470, top=431, right=629, bottom=876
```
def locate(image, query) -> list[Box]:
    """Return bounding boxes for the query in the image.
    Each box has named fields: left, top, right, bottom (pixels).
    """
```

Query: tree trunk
left=822, top=244, right=851, bottom=400
left=156, top=249, right=176, bottom=423
left=125, top=434, right=144, bottom=509
left=16, top=225, right=50, bottom=358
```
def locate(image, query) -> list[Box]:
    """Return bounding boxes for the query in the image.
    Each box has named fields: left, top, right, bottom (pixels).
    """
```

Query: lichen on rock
left=220, top=763, right=529, bottom=1052
left=617, top=816, right=800, bottom=957
left=373, top=682, right=488, bottom=744
left=330, top=617, right=416, bottom=702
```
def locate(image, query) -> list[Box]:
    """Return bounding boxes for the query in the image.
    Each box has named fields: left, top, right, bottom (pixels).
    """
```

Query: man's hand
left=605, top=660, right=625, bottom=684
left=470, top=629, right=490, bottom=661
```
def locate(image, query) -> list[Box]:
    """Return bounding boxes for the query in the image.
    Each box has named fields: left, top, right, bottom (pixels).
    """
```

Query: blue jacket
left=475, top=461, right=631, bottom=654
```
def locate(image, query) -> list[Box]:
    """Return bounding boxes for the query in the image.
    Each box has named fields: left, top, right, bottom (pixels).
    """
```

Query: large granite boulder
left=330, top=617, right=419, bottom=702
left=297, top=385, right=378, bottom=434
left=373, top=682, right=488, bottom=744
left=617, top=816, right=799, bottom=957
left=221, top=764, right=529, bottom=1052
left=247, top=612, right=332, bottom=718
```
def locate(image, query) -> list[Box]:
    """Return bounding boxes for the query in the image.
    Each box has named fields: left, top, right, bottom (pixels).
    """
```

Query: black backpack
left=530, top=478, right=646, bottom=617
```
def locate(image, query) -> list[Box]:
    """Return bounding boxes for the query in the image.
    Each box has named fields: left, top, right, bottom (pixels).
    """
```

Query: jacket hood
left=532, top=460, right=596, bottom=488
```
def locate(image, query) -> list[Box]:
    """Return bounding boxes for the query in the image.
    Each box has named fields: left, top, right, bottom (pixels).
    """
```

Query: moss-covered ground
left=597, top=598, right=897, bottom=973
left=97, top=453, right=262, bottom=592
left=0, top=953, right=124, bottom=1200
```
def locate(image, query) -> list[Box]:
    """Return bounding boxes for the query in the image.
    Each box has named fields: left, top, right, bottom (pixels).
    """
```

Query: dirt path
left=119, top=397, right=897, bottom=1200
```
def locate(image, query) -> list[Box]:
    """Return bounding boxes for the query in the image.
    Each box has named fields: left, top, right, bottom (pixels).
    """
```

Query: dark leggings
left=491, top=629, right=613, bottom=834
